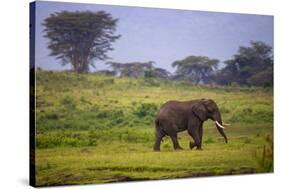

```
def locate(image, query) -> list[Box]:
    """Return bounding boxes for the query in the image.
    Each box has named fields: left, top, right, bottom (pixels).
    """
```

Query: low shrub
left=88, top=130, right=98, bottom=146
left=45, top=112, right=59, bottom=120
left=205, top=137, right=215, bottom=143
left=243, top=137, right=252, bottom=144
left=60, top=95, right=76, bottom=109
left=134, top=103, right=158, bottom=118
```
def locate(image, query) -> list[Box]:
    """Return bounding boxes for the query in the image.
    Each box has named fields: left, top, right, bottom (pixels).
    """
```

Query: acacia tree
left=150, top=67, right=170, bottom=79
left=106, top=61, right=154, bottom=77
left=43, top=11, right=120, bottom=73
left=172, top=56, right=219, bottom=84
left=216, top=41, right=273, bottom=86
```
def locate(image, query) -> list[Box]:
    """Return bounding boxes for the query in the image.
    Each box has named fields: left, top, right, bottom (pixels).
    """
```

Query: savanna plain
left=35, top=70, right=273, bottom=186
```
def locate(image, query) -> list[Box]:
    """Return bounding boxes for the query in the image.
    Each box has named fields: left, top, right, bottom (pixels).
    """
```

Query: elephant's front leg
left=188, top=127, right=202, bottom=150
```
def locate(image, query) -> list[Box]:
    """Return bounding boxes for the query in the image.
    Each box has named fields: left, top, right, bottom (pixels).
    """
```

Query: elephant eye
left=203, top=101, right=215, bottom=112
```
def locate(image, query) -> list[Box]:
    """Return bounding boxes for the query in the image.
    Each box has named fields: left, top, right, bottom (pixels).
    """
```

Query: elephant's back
left=157, top=100, right=188, bottom=118
left=156, top=100, right=201, bottom=119
left=155, top=101, right=189, bottom=130
left=159, top=99, right=203, bottom=111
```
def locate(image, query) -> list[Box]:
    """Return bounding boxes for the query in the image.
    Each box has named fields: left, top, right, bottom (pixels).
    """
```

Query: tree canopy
left=106, top=61, right=154, bottom=77
left=150, top=67, right=170, bottom=79
left=172, top=56, right=219, bottom=84
left=43, top=11, right=120, bottom=73
left=216, top=41, right=273, bottom=87
left=106, top=61, right=170, bottom=79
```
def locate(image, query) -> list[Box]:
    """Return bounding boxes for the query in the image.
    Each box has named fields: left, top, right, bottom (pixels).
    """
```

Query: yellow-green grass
left=35, top=70, right=273, bottom=186
left=36, top=134, right=272, bottom=186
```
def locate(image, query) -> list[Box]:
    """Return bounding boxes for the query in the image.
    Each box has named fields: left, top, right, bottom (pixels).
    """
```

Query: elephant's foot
left=153, top=142, right=161, bottom=151
left=189, top=142, right=195, bottom=150
left=196, top=147, right=203, bottom=150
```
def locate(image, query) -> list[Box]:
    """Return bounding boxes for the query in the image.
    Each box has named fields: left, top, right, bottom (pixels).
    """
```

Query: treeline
left=96, top=41, right=273, bottom=87
left=42, top=11, right=273, bottom=87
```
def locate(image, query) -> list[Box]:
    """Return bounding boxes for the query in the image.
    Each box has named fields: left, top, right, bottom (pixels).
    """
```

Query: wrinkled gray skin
left=153, top=99, right=228, bottom=151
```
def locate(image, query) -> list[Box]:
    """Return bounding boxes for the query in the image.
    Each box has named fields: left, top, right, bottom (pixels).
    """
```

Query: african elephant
left=153, top=99, right=229, bottom=151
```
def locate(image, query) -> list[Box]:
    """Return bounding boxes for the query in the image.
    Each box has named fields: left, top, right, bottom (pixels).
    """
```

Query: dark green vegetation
left=216, top=41, right=273, bottom=87
left=172, top=41, right=273, bottom=87
left=172, top=56, right=219, bottom=84
left=35, top=70, right=273, bottom=186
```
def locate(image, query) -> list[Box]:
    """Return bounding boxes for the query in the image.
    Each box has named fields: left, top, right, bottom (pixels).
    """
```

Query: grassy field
left=35, top=70, right=273, bottom=186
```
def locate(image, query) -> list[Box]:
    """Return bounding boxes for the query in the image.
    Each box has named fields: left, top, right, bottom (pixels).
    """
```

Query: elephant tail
left=155, top=118, right=160, bottom=128
left=155, top=118, right=163, bottom=131
left=155, top=118, right=166, bottom=142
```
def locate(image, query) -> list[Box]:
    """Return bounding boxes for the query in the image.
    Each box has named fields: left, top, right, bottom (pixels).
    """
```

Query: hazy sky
left=34, top=1, right=273, bottom=72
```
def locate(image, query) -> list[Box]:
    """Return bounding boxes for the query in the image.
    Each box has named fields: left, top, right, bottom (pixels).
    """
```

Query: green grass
left=35, top=70, right=273, bottom=186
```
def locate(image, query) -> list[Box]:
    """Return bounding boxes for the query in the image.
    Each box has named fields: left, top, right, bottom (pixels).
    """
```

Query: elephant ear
left=192, top=103, right=207, bottom=121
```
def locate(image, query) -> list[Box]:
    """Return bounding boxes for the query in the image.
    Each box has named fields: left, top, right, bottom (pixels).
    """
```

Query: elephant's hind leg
left=167, top=132, right=182, bottom=150
left=153, top=130, right=165, bottom=151
left=170, top=134, right=183, bottom=150
left=163, top=125, right=182, bottom=151
left=198, top=125, right=203, bottom=149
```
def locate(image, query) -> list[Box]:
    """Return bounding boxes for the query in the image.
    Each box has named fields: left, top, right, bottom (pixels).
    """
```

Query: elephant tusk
left=215, top=121, right=225, bottom=129
left=222, top=122, right=231, bottom=126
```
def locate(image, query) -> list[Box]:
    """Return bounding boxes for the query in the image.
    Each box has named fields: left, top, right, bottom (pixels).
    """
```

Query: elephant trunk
left=214, top=113, right=228, bottom=143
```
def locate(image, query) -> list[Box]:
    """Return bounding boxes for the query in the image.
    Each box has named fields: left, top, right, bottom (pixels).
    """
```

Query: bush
left=205, top=137, right=214, bottom=143
left=80, top=96, right=92, bottom=105
left=88, top=130, right=98, bottom=146
left=60, top=95, right=76, bottom=109
left=45, top=112, right=59, bottom=120
left=96, top=109, right=124, bottom=119
left=96, top=111, right=110, bottom=119
left=244, top=137, right=252, bottom=144
left=110, top=117, right=123, bottom=126
left=134, top=103, right=158, bottom=118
